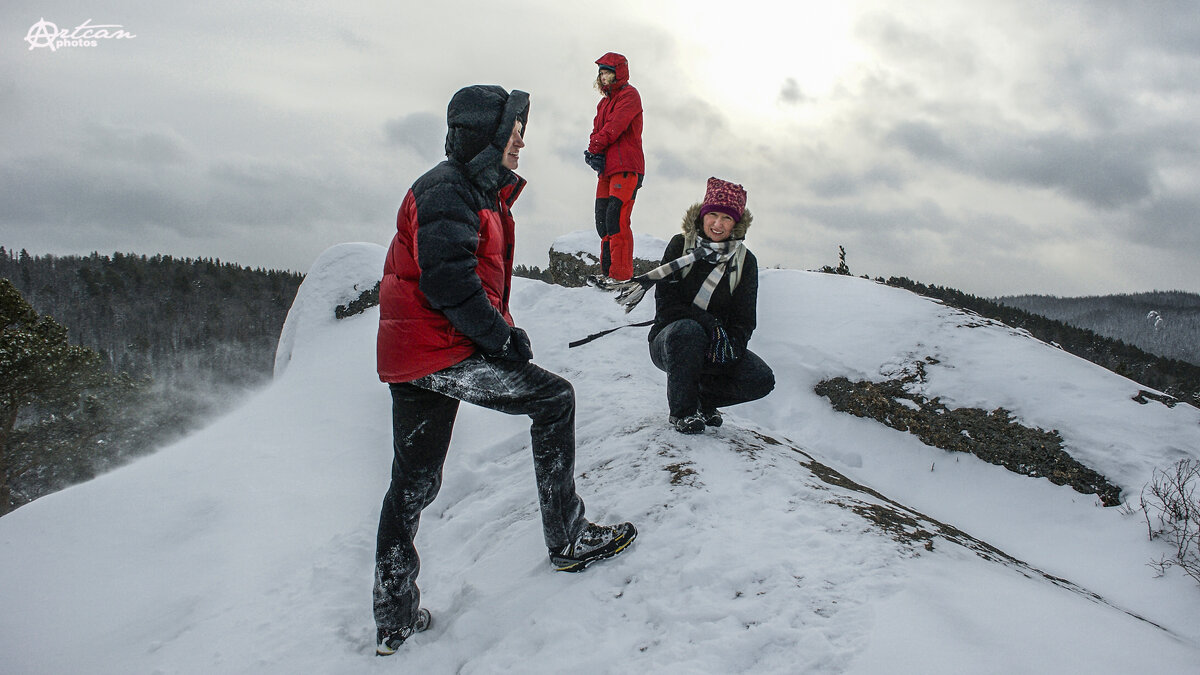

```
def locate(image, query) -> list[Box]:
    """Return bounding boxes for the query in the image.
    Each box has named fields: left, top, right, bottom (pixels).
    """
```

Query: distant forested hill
left=881, top=277, right=1200, bottom=409
left=997, top=292, right=1200, bottom=367
left=0, top=246, right=303, bottom=513
left=1, top=247, right=303, bottom=384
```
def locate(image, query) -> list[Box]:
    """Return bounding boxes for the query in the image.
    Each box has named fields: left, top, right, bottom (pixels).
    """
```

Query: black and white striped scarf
left=613, top=238, right=742, bottom=313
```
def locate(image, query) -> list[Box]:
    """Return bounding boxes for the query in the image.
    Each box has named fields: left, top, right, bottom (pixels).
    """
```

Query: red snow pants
left=594, top=171, right=642, bottom=281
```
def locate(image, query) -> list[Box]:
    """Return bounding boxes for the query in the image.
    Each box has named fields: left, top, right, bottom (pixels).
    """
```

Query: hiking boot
left=700, top=407, right=723, bottom=428
left=586, top=274, right=625, bottom=290
left=669, top=412, right=705, bottom=434
left=376, top=608, right=432, bottom=656
left=550, top=521, right=638, bottom=572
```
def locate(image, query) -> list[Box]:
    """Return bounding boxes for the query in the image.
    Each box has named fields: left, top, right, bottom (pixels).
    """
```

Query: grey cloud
left=856, top=11, right=980, bottom=82
left=749, top=199, right=957, bottom=283
left=855, top=9, right=1197, bottom=216
left=551, top=139, right=585, bottom=168
left=778, top=78, right=809, bottom=105
left=1, top=146, right=391, bottom=243
left=883, top=121, right=1156, bottom=209
left=883, top=122, right=959, bottom=162
left=640, top=98, right=740, bottom=182
left=1132, top=194, right=1200, bottom=248
left=76, top=125, right=192, bottom=166
left=336, top=27, right=371, bottom=50
left=655, top=98, right=729, bottom=136
left=1073, top=0, right=1200, bottom=56
left=384, top=112, right=445, bottom=163
left=648, top=147, right=745, bottom=186
left=0, top=78, right=17, bottom=117
left=982, top=133, right=1155, bottom=209
left=809, top=165, right=906, bottom=199
left=796, top=199, right=956, bottom=239
left=760, top=198, right=1063, bottom=295
left=0, top=155, right=195, bottom=232
left=650, top=149, right=709, bottom=182
left=202, top=159, right=392, bottom=227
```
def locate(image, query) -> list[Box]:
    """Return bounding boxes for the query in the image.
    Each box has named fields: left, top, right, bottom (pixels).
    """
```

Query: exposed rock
left=334, top=281, right=380, bottom=319
left=814, top=367, right=1123, bottom=506
left=547, top=247, right=659, bottom=287
left=1132, top=389, right=1178, bottom=408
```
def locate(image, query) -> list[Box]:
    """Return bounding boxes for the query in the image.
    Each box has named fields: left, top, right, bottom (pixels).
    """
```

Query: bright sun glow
left=652, top=1, right=865, bottom=119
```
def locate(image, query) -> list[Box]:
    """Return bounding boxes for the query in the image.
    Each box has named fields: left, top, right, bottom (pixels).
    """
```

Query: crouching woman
left=615, top=177, right=775, bottom=433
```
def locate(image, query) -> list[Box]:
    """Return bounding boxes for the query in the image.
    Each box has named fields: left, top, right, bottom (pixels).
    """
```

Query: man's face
left=502, top=119, right=524, bottom=170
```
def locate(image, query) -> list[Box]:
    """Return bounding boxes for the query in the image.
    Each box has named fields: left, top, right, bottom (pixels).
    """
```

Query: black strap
left=568, top=320, right=654, bottom=348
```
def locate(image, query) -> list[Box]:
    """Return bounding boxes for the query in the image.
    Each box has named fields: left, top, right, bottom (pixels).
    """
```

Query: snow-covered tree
left=0, top=278, right=109, bottom=514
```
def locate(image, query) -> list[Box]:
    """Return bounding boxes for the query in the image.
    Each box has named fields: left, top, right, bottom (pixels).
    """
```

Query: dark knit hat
left=699, top=177, right=747, bottom=221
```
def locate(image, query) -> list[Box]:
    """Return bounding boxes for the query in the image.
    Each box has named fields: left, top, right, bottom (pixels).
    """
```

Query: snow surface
left=2, top=240, right=1199, bottom=674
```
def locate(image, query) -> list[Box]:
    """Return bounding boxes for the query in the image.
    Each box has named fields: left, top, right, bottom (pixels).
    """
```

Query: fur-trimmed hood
left=680, top=202, right=753, bottom=240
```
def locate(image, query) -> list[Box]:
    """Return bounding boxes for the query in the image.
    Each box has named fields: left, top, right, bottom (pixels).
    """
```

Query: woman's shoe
left=669, top=412, right=705, bottom=434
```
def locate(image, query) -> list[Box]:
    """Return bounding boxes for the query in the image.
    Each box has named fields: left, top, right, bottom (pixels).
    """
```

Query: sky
left=2, top=0, right=1199, bottom=297
left=2, top=241, right=1199, bottom=672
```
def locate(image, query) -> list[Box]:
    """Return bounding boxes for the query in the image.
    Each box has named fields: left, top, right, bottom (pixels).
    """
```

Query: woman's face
left=702, top=212, right=736, bottom=242
left=598, top=70, right=616, bottom=86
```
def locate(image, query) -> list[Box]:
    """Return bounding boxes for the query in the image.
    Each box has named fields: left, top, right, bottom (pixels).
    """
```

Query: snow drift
left=2, top=239, right=1199, bottom=674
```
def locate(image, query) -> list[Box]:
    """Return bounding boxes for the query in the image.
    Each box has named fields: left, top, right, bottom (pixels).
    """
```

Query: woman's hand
left=706, top=325, right=738, bottom=364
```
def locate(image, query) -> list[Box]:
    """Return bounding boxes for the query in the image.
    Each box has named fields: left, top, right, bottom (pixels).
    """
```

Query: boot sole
left=551, top=529, right=638, bottom=572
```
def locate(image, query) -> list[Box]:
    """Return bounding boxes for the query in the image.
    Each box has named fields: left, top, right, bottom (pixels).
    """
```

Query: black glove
left=706, top=325, right=738, bottom=364
left=584, top=151, right=606, bottom=174
left=485, top=327, right=533, bottom=363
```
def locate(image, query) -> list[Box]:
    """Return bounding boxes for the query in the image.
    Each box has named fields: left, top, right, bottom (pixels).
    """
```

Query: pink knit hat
left=699, top=177, right=747, bottom=222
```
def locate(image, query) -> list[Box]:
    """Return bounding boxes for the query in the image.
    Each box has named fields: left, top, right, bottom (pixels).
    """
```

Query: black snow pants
left=649, top=318, right=775, bottom=419
left=373, top=354, right=588, bottom=631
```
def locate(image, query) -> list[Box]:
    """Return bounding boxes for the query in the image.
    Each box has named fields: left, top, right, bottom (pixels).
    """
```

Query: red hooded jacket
left=377, top=85, right=528, bottom=382
left=589, top=53, right=645, bottom=177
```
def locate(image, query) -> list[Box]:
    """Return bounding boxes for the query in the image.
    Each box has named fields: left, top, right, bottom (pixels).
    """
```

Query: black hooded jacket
left=648, top=203, right=759, bottom=358
left=377, top=85, right=531, bottom=382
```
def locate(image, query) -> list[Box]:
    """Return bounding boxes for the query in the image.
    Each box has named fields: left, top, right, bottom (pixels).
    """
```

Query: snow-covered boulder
left=274, top=242, right=385, bottom=377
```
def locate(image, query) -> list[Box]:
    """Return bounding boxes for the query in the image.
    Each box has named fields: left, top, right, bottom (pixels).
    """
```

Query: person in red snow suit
left=584, top=52, right=644, bottom=283
left=373, top=84, right=637, bottom=656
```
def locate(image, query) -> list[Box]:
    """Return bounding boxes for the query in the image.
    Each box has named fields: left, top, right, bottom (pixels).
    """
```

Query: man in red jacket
left=373, top=84, right=637, bottom=656
left=585, top=52, right=645, bottom=284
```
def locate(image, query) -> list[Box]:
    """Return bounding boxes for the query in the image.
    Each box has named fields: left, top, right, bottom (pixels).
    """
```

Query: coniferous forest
left=0, top=247, right=302, bottom=515
left=996, top=292, right=1200, bottom=367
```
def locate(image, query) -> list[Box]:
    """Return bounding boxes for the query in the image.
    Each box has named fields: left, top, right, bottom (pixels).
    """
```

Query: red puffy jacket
left=589, top=52, right=645, bottom=177
left=377, top=85, right=528, bottom=382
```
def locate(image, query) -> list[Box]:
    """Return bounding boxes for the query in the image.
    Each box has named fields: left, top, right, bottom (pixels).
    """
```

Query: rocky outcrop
left=814, top=363, right=1122, bottom=506
left=547, top=248, right=659, bottom=287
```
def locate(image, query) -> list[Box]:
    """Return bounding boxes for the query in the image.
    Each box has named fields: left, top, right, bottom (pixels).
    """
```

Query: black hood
left=444, top=84, right=529, bottom=193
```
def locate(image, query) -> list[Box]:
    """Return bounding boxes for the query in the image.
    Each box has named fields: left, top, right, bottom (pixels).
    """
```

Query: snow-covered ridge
left=2, top=243, right=1198, bottom=674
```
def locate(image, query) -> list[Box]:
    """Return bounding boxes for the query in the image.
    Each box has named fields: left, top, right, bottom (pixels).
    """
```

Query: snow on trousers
left=595, top=171, right=642, bottom=281
left=649, top=318, right=775, bottom=418
left=373, top=355, right=588, bottom=630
